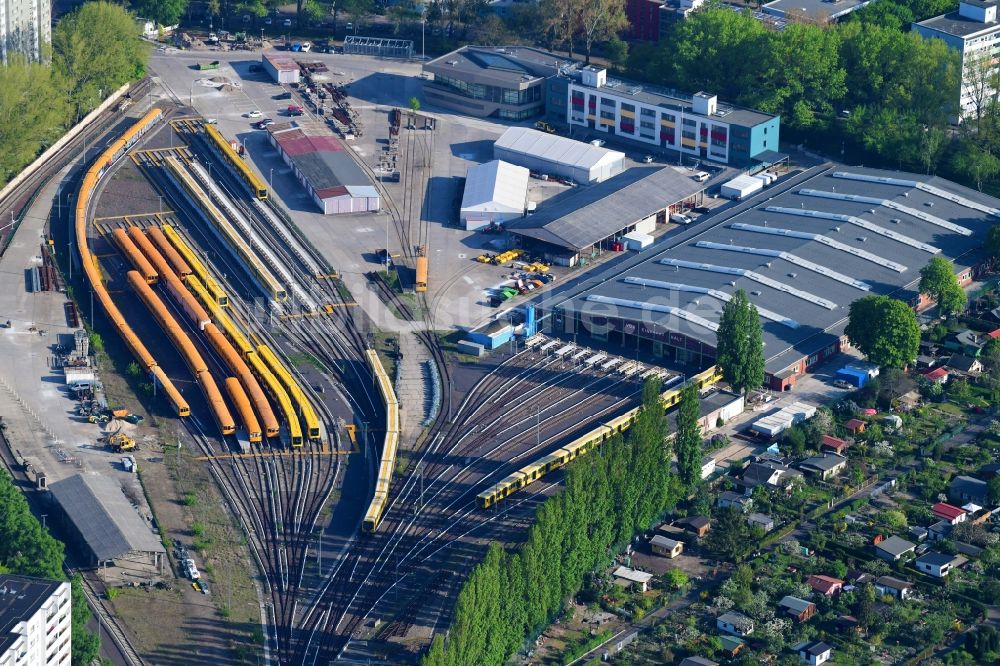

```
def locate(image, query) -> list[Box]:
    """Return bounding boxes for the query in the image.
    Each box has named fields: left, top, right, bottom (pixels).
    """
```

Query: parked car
left=833, top=379, right=854, bottom=389
left=670, top=213, right=693, bottom=225
left=245, top=110, right=262, bottom=118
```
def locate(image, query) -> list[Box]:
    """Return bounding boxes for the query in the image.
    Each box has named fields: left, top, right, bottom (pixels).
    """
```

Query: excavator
left=105, top=433, right=137, bottom=453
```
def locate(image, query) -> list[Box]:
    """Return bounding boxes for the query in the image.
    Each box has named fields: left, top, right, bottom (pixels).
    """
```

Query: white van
left=692, top=171, right=710, bottom=182
left=670, top=213, right=693, bottom=225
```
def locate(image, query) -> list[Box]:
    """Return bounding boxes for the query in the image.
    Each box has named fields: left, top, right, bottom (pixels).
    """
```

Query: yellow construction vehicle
left=106, top=433, right=137, bottom=452
left=534, top=120, right=556, bottom=134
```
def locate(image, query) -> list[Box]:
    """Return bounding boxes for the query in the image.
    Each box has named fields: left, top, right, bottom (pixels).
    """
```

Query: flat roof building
left=424, top=46, right=779, bottom=167
left=49, top=473, right=165, bottom=572
left=762, top=0, right=876, bottom=23
left=262, top=52, right=300, bottom=84
left=0, top=575, right=71, bottom=666
left=268, top=122, right=379, bottom=214
left=508, top=166, right=704, bottom=265
left=494, top=127, right=625, bottom=184
left=460, top=159, right=529, bottom=230
left=547, top=164, right=996, bottom=390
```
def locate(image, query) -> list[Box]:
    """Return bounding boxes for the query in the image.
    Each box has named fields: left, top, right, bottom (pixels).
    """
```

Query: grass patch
left=165, top=436, right=259, bottom=631
left=378, top=270, right=402, bottom=294
left=372, top=330, right=399, bottom=381
left=288, top=351, right=329, bottom=374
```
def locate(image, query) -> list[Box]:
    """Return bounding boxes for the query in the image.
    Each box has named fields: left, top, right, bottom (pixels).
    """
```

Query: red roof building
left=806, top=574, right=844, bottom=597
left=931, top=502, right=967, bottom=525
left=923, top=367, right=950, bottom=384
left=820, top=435, right=850, bottom=454
left=987, top=328, right=1000, bottom=339
left=844, top=419, right=866, bottom=434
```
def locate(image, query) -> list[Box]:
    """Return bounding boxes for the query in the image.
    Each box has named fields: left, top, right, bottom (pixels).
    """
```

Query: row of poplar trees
left=422, top=377, right=705, bottom=666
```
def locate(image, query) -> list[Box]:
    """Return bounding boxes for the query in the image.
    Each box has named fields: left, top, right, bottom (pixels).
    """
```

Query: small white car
left=641, top=155, right=653, bottom=163
left=246, top=110, right=262, bottom=118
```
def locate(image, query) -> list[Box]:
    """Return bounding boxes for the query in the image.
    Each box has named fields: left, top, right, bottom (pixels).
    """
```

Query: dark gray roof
left=916, top=551, right=960, bottom=567
left=916, top=10, right=999, bottom=37
left=876, top=535, right=916, bottom=557
left=779, top=595, right=815, bottom=613
left=950, top=475, right=988, bottom=498
left=875, top=575, right=912, bottom=590
left=424, top=45, right=564, bottom=86
left=50, top=474, right=165, bottom=560
left=798, top=453, right=847, bottom=473
left=718, top=490, right=749, bottom=504
left=0, top=576, right=64, bottom=655
left=292, top=150, right=375, bottom=195
left=947, top=354, right=981, bottom=372
left=509, top=167, right=702, bottom=251
left=555, top=164, right=1000, bottom=375
left=801, top=641, right=833, bottom=656
left=718, top=611, right=753, bottom=627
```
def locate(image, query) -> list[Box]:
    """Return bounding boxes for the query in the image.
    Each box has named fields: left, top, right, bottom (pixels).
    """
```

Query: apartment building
left=0, top=575, right=72, bottom=666
left=914, top=0, right=1000, bottom=120
left=0, top=0, right=50, bottom=62
left=423, top=46, right=780, bottom=168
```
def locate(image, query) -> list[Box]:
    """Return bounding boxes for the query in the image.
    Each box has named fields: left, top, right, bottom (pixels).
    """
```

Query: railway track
left=294, top=345, right=653, bottom=662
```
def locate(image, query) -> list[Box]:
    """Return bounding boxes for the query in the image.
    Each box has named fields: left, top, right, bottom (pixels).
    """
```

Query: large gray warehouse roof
left=50, top=474, right=165, bottom=560
left=495, top=127, right=625, bottom=173
left=556, top=164, right=998, bottom=375
left=510, top=167, right=704, bottom=251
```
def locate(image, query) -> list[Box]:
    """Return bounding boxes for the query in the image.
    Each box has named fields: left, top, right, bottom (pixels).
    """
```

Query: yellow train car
left=257, top=344, right=321, bottom=442
left=248, top=351, right=302, bottom=447
left=477, top=366, right=722, bottom=509
left=164, top=156, right=287, bottom=303
left=161, top=224, right=229, bottom=307
left=203, top=124, right=268, bottom=199
left=362, top=349, right=401, bottom=532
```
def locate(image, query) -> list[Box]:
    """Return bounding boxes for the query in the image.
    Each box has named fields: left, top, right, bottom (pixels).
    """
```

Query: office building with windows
left=0, top=575, right=72, bottom=666
left=423, top=46, right=780, bottom=168
left=0, top=0, right=51, bottom=63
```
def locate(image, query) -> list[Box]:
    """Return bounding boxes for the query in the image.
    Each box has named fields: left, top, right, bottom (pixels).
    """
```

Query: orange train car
left=112, top=228, right=158, bottom=284
left=126, top=226, right=210, bottom=330
left=198, top=370, right=236, bottom=436
left=74, top=108, right=189, bottom=417
left=145, top=226, right=191, bottom=277
left=150, top=366, right=189, bottom=416
left=126, top=271, right=209, bottom=376
left=127, top=226, right=171, bottom=277
left=163, top=271, right=211, bottom=330
left=224, top=376, right=262, bottom=442
left=203, top=323, right=279, bottom=438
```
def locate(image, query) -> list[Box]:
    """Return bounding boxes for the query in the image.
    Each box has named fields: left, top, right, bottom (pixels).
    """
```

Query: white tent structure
left=460, top=160, right=530, bottom=231
left=494, top=127, right=625, bottom=183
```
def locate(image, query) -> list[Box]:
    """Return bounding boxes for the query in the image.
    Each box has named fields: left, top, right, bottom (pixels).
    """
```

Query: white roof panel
left=460, top=160, right=529, bottom=215
left=494, top=127, right=625, bottom=171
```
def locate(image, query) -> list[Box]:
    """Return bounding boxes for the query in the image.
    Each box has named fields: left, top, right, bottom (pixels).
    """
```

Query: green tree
left=663, top=568, right=689, bottom=590
left=919, top=257, right=967, bottom=315
left=604, top=35, right=629, bottom=70
left=409, top=96, right=421, bottom=112
left=982, top=337, right=1000, bottom=373
left=881, top=509, right=908, bottom=530
left=950, top=140, right=1000, bottom=191
left=578, top=0, right=629, bottom=65
left=988, top=476, right=1000, bottom=504
left=705, top=507, right=760, bottom=562
left=131, top=0, right=189, bottom=25
left=783, top=425, right=806, bottom=456
left=53, top=2, right=149, bottom=121
left=845, top=295, right=920, bottom=368
left=675, top=383, right=702, bottom=489
left=716, top=289, right=765, bottom=395
left=0, top=57, right=70, bottom=186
